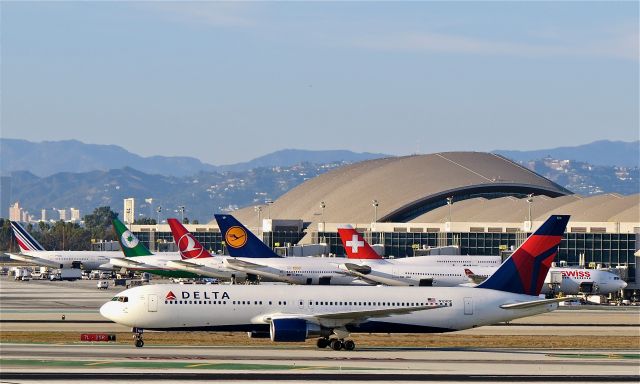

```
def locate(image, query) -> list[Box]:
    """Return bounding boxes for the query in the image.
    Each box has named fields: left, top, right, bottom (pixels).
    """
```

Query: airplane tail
left=213, top=214, right=281, bottom=258
left=167, top=218, right=212, bottom=260
left=112, top=217, right=153, bottom=257
left=478, top=215, right=570, bottom=296
left=337, top=226, right=383, bottom=260
left=10, top=221, right=46, bottom=251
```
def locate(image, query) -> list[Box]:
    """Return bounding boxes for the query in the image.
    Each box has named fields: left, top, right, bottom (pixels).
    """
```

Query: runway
left=1, top=275, right=639, bottom=383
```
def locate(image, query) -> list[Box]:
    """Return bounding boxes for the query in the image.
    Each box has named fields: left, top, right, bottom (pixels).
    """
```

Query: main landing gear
left=316, top=337, right=356, bottom=351
left=133, top=327, right=144, bottom=348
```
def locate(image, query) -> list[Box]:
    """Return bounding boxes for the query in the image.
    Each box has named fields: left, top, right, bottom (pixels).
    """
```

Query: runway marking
left=185, top=363, right=215, bottom=368
left=547, top=353, right=640, bottom=360
left=84, top=361, right=113, bottom=366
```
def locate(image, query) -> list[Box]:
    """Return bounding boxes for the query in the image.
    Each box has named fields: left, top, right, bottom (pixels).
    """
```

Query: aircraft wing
left=338, top=263, right=411, bottom=286
left=500, top=297, right=571, bottom=310
left=109, top=258, right=158, bottom=270
left=165, top=260, right=230, bottom=279
left=262, top=303, right=446, bottom=327
left=7, top=253, right=61, bottom=268
left=223, top=258, right=308, bottom=284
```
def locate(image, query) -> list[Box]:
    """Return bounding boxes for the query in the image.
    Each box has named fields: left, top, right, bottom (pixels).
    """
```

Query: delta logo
left=166, top=291, right=176, bottom=300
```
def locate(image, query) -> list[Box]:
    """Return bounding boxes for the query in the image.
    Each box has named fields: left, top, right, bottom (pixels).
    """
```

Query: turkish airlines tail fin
left=10, top=221, right=46, bottom=251
left=214, top=214, right=281, bottom=258
left=167, top=218, right=212, bottom=260
left=478, top=215, right=570, bottom=296
left=337, top=226, right=383, bottom=260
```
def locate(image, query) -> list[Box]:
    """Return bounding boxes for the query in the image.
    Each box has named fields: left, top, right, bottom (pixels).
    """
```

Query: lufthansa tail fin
left=213, top=214, right=281, bottom=258
left=478, top=215, right=570, bottom=296
left=337, top=226, right=383, bottom=260
left=167, top=218, right=212, bottom=260
left=10, top=221, right=46, bottom=251
left=112, top=217, right=153, bottom=257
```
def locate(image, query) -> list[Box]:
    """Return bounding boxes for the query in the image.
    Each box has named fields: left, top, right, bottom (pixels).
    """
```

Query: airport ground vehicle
left=49, top=268, right=83, bottom=281
left=97, top=281, right=109, bottom=289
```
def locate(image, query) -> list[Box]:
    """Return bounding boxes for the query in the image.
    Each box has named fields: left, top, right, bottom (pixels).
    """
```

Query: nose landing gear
left=133, top=327, right=144, bottom=348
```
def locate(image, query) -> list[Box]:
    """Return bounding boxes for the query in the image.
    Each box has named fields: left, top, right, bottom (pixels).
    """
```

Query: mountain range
left=0, top=139, right=388, bottom=177
left=493, top=140, right=639, bottom=168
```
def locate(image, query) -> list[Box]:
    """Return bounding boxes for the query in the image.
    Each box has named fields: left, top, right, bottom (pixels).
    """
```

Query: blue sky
left=2, top=1, right=638, bottom=164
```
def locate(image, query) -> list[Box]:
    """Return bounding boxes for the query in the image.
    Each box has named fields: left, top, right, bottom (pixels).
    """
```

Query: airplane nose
left=99, top=302, right=115, bottom=321
left=621, top=280, right=628, bottom=289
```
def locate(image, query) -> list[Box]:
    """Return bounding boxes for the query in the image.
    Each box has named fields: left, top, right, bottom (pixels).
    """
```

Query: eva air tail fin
left=112, top=217, right=153, bottom=257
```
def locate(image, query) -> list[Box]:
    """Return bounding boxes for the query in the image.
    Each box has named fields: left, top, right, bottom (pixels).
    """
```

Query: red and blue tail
left=478, top=215, right=569, bottom=296
left=167, top=218, right=212, bottom=260
left=10, top=221, right=46, bottom=251
left=214, top=214, right=281, bottom=258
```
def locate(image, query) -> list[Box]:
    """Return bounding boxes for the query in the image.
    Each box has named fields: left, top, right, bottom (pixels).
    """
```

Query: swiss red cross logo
left=177, top=233, right=205, bottom=259
left=166, top=291, right=176, bottom=300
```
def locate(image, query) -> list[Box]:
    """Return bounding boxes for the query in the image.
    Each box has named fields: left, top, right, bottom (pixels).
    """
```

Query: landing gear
left=343, top=339, right=355, bottom=351
left=323, top=338, right=355, bottom=351
left=133, top=327, right=144, bottom=348
left=317, top=338, right=330, bottom=349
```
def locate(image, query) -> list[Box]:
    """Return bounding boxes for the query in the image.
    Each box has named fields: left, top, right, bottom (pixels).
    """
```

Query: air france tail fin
left=112, top=217, right=153, bottom=257
left=167, top=218, right=212, bottom=260
left=337, top=226, right=383, bottom=260
left=10, top=221, right=46, bottom=251
left=213, top=214, right=281, bottom=258
left=478, top=215, right=570, bottom=296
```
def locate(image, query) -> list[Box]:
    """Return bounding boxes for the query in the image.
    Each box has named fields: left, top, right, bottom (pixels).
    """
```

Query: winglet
left=478, top=215, right=570, bottom=296
left=214, top=214, right=281, bottom=258
left=337, top=226, right=382, bottom=260
left=167, top=218, right=212, bottom=260
left=112, top=217, right=153, bottom=257
left=10, top=221, right=46, bottom=251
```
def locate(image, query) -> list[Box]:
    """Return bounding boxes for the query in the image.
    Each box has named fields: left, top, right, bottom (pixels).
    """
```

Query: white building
left=124, top=198, right=135, bottom=224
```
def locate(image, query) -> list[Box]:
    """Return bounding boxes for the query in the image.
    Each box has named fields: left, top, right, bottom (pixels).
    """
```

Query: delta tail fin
left=10, top=221, right=46, bottom=251
left=213, top=214, right=281, bottom=258
left=112, top=217, right=153, bottom=257
left=167, top=218, right=212, bottom=260
left=337, top=226, right=383, bottom=260
left=478, top=215, right=570, bottom=296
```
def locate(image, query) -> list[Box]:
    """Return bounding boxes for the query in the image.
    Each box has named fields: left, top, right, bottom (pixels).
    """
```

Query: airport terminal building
left=132, top=152, right=640, bottom=291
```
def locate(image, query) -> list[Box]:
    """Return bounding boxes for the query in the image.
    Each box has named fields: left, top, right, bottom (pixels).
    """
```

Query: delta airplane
left=101, top=215, right=572, bottom=350
left=338, top=226, right=627, bottom=294
left=6, top=221, right=122, bottom=270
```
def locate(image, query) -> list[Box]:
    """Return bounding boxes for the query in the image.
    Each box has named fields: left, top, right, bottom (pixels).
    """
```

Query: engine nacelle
left=269, top=318, right=321, bottom=342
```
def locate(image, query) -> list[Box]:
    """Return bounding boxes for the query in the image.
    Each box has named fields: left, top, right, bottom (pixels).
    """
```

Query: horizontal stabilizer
left=165, top=260, right=230, bottom=279
left=500, top=297, right=570, bottom=310
left=8, top=253, right=61, bottom=268
left=109, top=258, right=156, bottom=270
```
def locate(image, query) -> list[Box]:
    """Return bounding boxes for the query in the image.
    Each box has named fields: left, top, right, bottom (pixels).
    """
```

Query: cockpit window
left=111, top=296, right=128, bottom=302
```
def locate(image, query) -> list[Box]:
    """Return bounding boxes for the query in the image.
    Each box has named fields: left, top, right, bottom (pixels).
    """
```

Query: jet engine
left=269, top=318, right=322, bottom=342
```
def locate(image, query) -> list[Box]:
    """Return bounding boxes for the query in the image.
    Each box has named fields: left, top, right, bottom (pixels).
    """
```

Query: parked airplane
left=101, top=215, right=572, bottom=350
left=6, top=221, right=121, bottom=270
left=338, top=226, right=627, bottom=294
left=168, top=215, right=358, bottom=285
left=109, top=217, right=208, bottom=279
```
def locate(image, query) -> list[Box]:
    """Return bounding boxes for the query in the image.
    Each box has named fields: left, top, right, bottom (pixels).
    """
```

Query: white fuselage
left=10, top=250, right=123, bottom=270
left=542, top=268, right=627, bottom=295
left=100, top=284, right=557, bottom=334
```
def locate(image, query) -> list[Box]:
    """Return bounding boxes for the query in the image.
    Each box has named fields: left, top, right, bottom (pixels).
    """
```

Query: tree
left=134, top=217, right=157, bottom=225
left=0, top=219, right=15, bottom=252
left=83, top=206, right=118, bottom=242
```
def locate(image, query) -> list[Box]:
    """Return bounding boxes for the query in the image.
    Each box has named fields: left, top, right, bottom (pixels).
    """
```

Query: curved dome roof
left=225, top=152, right=572, bottom=226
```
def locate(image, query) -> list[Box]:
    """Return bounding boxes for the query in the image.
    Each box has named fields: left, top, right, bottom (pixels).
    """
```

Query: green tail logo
left=112, top=218, right=153, bottom=257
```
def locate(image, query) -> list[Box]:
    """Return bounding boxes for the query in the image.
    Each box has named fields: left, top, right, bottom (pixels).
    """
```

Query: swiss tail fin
left=337, top=226, right=382, bottom=260
left=10, top=221, right=46, bottom=251
left=112, top=217, right=153, bottom=257
left=167, top=218, right=212, bottom=260
left=213, top=214, right=281, bottom=258
left=478, top=215, right=570, bottom=296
